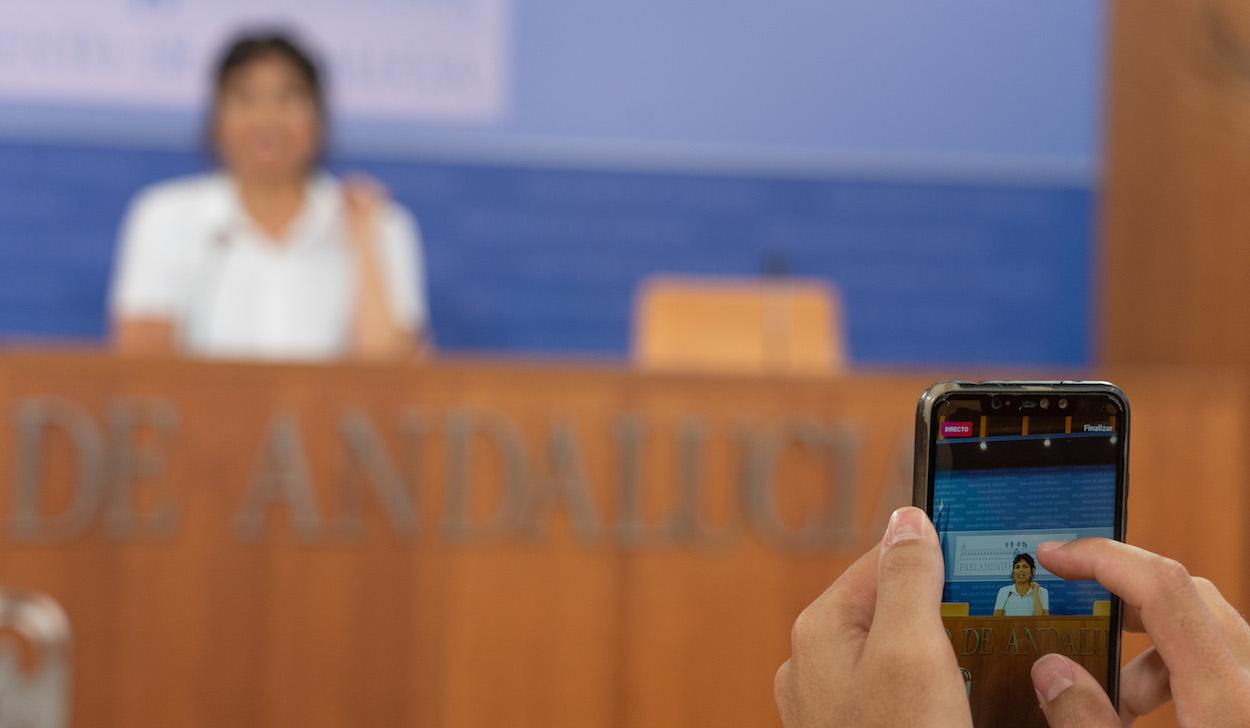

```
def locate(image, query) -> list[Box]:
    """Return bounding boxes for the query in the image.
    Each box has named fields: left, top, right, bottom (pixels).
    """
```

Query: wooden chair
left=631, top=275, right=847, bottom=374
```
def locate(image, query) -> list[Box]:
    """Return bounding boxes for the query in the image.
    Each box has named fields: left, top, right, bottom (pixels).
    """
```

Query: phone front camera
left=1058, top=398, right=1069, bottom=409
left=991, top=398, right=1002, bottom=410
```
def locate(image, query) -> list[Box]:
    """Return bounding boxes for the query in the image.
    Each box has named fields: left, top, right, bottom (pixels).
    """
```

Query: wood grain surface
left=0, top=353, right=1239, bottom=727
left=945, top=616, right=1111, bottom=728
left=1103, top=0, right=1250, bottom=368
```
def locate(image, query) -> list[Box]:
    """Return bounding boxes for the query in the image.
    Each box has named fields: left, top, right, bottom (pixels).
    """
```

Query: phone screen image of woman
left=928, top=392, right=1126, bottom=728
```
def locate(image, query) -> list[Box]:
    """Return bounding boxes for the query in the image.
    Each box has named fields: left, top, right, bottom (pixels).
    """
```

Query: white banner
left=0, top=0, right=510, bottom=122
left=947, top=532, right=1078, bottom=581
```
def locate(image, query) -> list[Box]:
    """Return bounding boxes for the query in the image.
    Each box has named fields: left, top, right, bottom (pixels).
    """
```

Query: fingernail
left=884, top=507, right=926, bottom=547
left=1037, top=541, right=1063, bottom=554
left=1032, top=653, right=1074, bottom=703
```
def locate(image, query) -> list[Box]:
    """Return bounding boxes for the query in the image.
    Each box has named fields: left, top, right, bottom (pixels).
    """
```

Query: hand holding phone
left=1029, top=538, right=1250, bottom=726
left=775, top=517, right=1250, bottom=727
left=777, top=381, right=1250, bottom=727
left=774, top=507, right=973, bottom=728
left=914, top=382, right=1129, bottom=727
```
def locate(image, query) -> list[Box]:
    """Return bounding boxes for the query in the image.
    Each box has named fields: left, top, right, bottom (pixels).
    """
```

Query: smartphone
left=913, top=381, right=1128, bottom=728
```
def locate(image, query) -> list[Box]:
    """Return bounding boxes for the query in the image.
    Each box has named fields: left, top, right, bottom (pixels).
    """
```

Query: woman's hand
left=1030, top=539, right=1250, bottom=726
left=342, top=176, right=387, bottom=250
left=340, top=175, right=417, bottom=359
left=1028, top=580, right=1047, bottom=617
left=775, top=507, right=972, bottom=727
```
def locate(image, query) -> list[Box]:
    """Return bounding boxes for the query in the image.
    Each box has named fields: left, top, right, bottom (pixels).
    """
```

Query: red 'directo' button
left=942, top=421, right=975, bottom=438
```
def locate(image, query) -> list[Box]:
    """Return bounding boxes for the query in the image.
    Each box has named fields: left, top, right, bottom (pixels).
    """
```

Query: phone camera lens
left=1058, top=398, right=1069, bottom=409
left=991, top=398, right=1002, bottom=410
left=1040, top=399, right=1050, bottom=410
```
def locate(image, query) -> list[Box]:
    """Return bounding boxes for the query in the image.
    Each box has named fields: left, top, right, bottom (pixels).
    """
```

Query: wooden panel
left=0, top=354, right=911, bottom=727
left=945, top=616, right=1111, bottom=728
left=1112, top=372, right=1248, bottom=728
left=1103, top=0, right=1250, bottom=366
left=0, top=354, right=1239, bottom=727
left=632, top=276, right=846, bottom=375
left=1103, top=4, right=1250, bottom=721
left=616, top=372, right=914, bottom=726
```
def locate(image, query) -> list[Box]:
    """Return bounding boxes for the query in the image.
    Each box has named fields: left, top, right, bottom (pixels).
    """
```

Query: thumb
left=868, top=507, right=946, bottom=644
left=1032, top=653, right=1119, bottom=727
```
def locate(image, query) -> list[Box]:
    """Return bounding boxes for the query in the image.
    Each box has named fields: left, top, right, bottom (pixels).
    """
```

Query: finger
left=1120, top=580, right=1250, bottom=645
left=1031, top=653, right=1119, bottom=728
left=773, top=659, right=795, bottom=724
left=343, top=173, right=382, bottom=190
left=1036, top=539, right=1239, bottom=688
left=786, top=544, right=881, bottom=676
left=789, top=545, right=880, bottom=665
left=343, top=175, right=387, bottom=202
left=1192, top=576, right=1250, bottom=662
left=1118, top=577, right=1250, bottom=652
left=780, top=546, right=882, bottom=723
left=774, top=657, right=847, bottom=728
left=865, top=507, right=946, bottom=651
left=1118, top=647, right=1171, bottom=724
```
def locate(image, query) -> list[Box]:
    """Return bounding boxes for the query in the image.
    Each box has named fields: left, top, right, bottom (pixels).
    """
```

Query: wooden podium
left=0, top=353, right=1241, bottom=726
left=946, top=616, right=1109, bottom=728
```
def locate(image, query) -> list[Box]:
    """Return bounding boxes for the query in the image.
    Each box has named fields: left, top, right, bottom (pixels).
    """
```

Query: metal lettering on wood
left=0, top=355, right=1239, bottom=728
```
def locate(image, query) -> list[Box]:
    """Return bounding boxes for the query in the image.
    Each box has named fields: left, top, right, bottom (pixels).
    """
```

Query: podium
left=946, top=615, right=1109, bottom=728
left=0, top=353, right=1241, bottom=726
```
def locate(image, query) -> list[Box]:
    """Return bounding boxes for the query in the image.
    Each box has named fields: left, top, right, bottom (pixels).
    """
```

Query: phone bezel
left=913, top=380, right=1129, bottom=711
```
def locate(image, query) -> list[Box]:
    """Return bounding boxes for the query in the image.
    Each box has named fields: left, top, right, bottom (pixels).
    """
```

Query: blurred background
left=0, top=0, right=1103, bottom=365
left=0, top=2, right=1241, bottom=727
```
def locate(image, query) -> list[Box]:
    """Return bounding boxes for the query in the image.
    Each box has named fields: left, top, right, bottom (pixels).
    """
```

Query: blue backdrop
left=0, top=1, right=1106, bottom=365
left=934, top=464, right=1115, bottom=615
left=0, top=140, right=1093, bottom=364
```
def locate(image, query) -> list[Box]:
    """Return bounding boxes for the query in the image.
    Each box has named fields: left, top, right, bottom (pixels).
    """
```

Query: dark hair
left=1012, top=553, right=1036, bottom=572
left=208, top=32, right=327, bottom=166
left=214, top=32, right=324, bottom=112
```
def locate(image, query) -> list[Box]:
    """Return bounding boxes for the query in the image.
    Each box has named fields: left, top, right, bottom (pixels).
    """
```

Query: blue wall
left=0, top=2, right=1106, bottom=164
left=944, top=581, right=1109, bottom=618
left=506, top=1, right=1105, bottom=159
left=934, top=464, right=1115, bottom=615
left=935, top=465, right=1117, bottom=532
left=0, top=141, right=1093, bottom=364
left=0, top=2, right=1106, bottom=364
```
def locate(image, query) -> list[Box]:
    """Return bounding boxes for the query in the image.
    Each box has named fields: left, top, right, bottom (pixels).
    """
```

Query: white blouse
left=110, top=172, right=427, bottom=360
left=994, top=584, right=1050, bottom=616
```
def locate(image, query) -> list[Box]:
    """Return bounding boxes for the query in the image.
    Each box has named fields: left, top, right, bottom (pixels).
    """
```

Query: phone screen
left=926, top=390, right=1126, bottom=728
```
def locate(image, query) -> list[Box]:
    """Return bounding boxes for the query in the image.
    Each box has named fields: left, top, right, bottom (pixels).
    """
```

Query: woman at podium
left=993, top=552, right=1050, bottom=616
left=109, top=33, right=428, bottom=361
